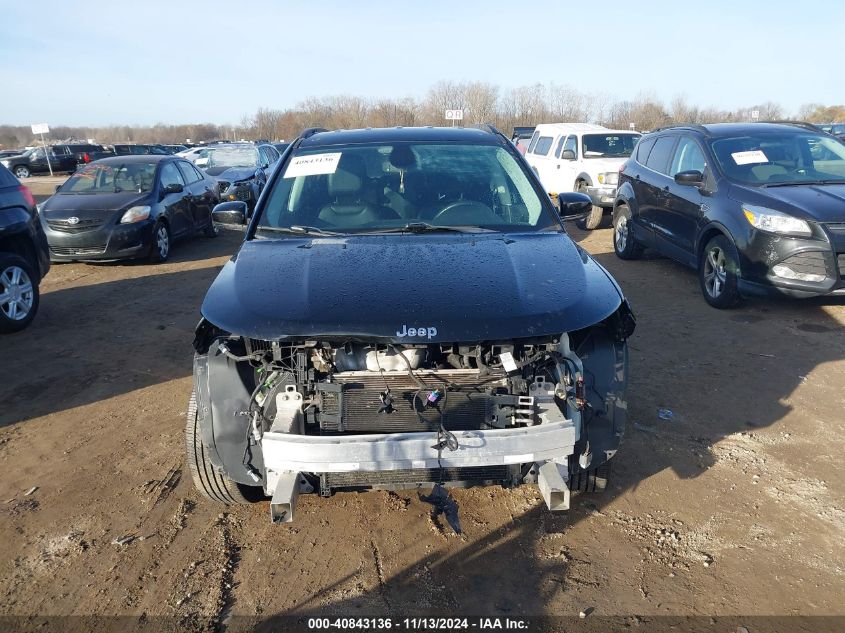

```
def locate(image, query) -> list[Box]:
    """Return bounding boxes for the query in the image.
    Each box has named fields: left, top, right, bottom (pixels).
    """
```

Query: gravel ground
left=0, top=220, right=843, bottom=631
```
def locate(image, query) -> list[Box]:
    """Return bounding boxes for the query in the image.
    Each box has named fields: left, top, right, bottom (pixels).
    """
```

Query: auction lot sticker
left=731, top=150, right=768, bottom=165
left=284, top=152, right=342, bottom=178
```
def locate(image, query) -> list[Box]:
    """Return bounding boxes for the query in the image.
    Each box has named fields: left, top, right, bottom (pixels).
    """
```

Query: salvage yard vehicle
left=199, top=143, right=281, bottom=218
left=39, top=155, right=218, bottom=263
left=613, top=123, right=845, bottom=307
left=187, top=125, right=636, bottom=524
left=0, top=165, right=50, bottom=333
left=0, top=145, right=78, bottom=178
left=524, top=123, right=641, bottom=230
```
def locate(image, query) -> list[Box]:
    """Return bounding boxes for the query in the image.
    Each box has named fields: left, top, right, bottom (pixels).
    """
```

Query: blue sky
left=0, top=0, right=839, bottom=126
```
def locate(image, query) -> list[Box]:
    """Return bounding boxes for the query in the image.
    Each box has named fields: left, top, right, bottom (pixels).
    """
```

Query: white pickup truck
left=524, top=123, right=641, bottom=229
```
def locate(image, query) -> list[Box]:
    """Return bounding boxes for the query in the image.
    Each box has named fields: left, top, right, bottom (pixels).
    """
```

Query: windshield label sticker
left=283, top=152, right=342, bottom=178
left=731, top=150, right=769, bottom=165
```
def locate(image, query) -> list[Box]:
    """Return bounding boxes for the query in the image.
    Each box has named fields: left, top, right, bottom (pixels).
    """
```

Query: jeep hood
left=201, top=232, right=624, bottom=342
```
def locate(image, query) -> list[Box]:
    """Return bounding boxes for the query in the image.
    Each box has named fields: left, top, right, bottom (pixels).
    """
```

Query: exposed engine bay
left=192, top=304, right=632, bottom=526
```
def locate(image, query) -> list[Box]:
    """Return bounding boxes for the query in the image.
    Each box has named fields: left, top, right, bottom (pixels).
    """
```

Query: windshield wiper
left=763, top=179, right=845, bottom=188
left=260, top=225, right=345, bottom=236
left=367, top=222, right=495, bottom=234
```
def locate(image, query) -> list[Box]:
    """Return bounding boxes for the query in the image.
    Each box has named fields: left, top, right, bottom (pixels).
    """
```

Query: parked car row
left=0, top=143, right=201, bottom=178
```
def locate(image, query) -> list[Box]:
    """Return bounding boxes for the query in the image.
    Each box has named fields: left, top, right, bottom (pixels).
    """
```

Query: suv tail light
left=18, top=185, right=36, bottom=209
left=83, top=153, right=91, bottom=163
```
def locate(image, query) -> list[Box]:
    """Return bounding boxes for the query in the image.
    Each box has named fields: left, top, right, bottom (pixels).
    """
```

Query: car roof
left=93, top=155, right=173, bottom=164
left=300, top=126, right=502, bottom=148
left=650, top=122, right=825, bottom=137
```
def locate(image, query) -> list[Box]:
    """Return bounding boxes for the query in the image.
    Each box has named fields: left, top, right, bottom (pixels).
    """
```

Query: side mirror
left=674, top=170, right=704, bottom=186
left=561, top=149, right=576, bottom=160
left=212, top=201, right=247, bottom=225
left=556, top=192, right=593, bottom=219
left=162, top=183, right=184, bottom=194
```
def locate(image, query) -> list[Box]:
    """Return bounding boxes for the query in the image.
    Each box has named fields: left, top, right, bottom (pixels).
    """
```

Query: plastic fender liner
left=202, top=342, right=267, bottom=486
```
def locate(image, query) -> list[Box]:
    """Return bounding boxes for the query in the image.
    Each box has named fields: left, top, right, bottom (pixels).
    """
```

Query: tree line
left=2, top=81, right=844, bottom=150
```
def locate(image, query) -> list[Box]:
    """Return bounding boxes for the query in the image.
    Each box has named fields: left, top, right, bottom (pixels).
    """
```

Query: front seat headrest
left=328, top=154, right=366, bottom=198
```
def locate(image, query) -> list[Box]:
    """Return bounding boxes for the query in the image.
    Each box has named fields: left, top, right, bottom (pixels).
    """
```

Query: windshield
left=710, top=133, right=845, bottom=186
left=207, top=146, right=259, bottom=168
left=256, top=142, right=557, bottom=235
left=582, top=133, right=640, bottom=158
left=61, top=162, right=157, bottom=193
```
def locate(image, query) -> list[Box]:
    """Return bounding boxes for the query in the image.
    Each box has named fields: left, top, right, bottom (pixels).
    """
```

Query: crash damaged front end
left=192, top=304, right=634, bottom=525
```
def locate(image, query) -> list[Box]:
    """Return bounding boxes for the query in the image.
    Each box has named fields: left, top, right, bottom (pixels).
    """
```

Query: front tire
left=575, top=182, right=604, bottom=230
left=13, top=166, right=31, bottom=179
left=699, top=234, right=741, bottom=308
left=613, top=205, right=644, bottom=260
left=185, top=392, right=261, bottom=505
left=0, top=254, right=40, bottom=334
left=203, top=215, right=218, bottom=238
left=148, top=220, right=171, bottom=263
left=569, top=461, right=610, bottom=493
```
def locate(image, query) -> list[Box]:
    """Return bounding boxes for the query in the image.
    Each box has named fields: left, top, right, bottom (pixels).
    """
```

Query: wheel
left=185, top=391, right=262, bottom=504
left=203, top=214, right=218, bottom=238
left=13, top=166, right=30, bottom=179
left=575, top=182, right=604, bottom=230
left=148, top=220, right=171, bottom=263
left=0, top=254, right=40, bottom=334
left=699, top=234, right=741, bottom=308
left=613, top=205, right=644, bottom=260
left=569, top=461, right=610, bottom=493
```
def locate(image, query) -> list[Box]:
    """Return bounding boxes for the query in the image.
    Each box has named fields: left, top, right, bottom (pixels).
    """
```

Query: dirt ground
left=1, top=216, right=843, bottom=631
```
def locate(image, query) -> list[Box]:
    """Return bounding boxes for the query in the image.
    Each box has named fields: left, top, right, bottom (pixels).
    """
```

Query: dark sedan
left=199, top=143, right=281, bottom=217
left=39, top=156, right=219, bottom=263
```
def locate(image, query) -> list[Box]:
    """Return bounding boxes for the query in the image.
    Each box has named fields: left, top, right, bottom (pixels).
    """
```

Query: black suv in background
left=0, top=165, right=50, bottom=332
left=613, top=123, right=845, bottom=307
left=0, top=144, right=112, bottom=178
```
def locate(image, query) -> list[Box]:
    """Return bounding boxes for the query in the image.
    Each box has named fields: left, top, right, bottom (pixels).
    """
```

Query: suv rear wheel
left=699, top=234, right=741, bottom=308
left=185, top=391, right=263, bottom=504
left=613, top=205, right=644, bottom=260
left=0, top=254, right=39, bottom=333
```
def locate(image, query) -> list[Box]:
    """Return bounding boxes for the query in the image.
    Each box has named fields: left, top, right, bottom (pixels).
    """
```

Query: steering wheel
left=432, top=200, right=499, bottom=225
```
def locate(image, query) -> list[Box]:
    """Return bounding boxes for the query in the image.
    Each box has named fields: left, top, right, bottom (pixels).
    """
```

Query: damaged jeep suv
left=187, top=126, right=635, bottom=524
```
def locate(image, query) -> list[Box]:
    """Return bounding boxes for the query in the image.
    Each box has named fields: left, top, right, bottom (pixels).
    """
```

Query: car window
left=562, top=135, right=577, bottom=158
left=266, top=146, right=280, bottom=164
left=669, top=137, right=707, bottom=176
left=645, top=136, right=677, bottom=174
left=131, top=146, right=149, bottom=155
left=62, top=162, right=158, bottom=193
left=177, top=160, right=201, bottom=184
left=553, top=136, right=565, bottom=158
left=258, top=146, right=269, bottom=166
left=258, top=142, right=558, bottom=234
left=582, top=134, right=640, bottom=158
left=160, top=162, right=185, bottom=188
left=710, top=133, right=845, bottom=186
left=527, top=131, right=540, bottom=153
left=635, top=137, right=657, bottom=164
left=533, top=136, right=553, bottom=156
